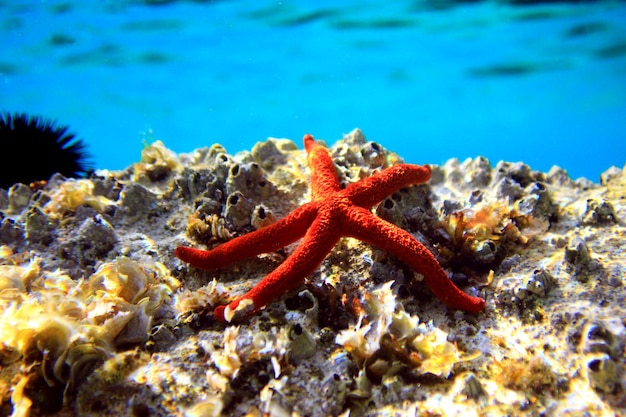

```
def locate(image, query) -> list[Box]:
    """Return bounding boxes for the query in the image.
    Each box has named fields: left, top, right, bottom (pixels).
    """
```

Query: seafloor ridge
left=0, top=129, right=624, bottom=416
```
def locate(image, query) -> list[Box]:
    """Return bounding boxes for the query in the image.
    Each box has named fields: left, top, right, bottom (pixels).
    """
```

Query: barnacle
left=585, top=353, right=619, bottom=393
left=251, top=205, right=277, bottom=230
left=286, top=323, right=316, bottom=363
left=224, top=191, right=254, bottom=229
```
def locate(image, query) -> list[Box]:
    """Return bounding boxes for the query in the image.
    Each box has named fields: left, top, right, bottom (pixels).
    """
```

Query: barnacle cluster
left=0, top=254, right=179, bottom=416
left=498, top=268, right=556, bottom=318
left=174, top=139, right=303, bottom=246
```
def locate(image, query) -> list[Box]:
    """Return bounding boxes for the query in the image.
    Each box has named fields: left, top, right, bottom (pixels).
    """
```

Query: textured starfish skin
left=176, top=134, right=486, bottom=321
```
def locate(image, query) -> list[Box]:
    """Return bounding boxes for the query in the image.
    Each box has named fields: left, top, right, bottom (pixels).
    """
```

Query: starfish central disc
left=176, top=134, right=486, bottom=322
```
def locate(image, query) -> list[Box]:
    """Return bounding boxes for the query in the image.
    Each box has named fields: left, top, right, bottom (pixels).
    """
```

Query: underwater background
left=1, top=0, right=625, bottom=181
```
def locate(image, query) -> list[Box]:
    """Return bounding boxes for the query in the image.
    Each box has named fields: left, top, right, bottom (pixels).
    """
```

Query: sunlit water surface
left=2, top=0, right=625, bottom=180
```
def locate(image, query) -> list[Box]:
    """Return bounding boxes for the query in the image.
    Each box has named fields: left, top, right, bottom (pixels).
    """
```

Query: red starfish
left=176, top=134, right=486, bottom=322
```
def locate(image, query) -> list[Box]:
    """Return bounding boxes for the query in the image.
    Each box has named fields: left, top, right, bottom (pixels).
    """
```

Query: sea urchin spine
left=0, top=112, right=92, bottom=189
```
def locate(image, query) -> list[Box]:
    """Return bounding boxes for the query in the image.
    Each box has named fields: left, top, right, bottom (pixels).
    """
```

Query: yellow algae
left=0, top=258, right=40, bottom=292
left=0, top=245, right=14, bottom=260
left=43, top=179, right=114, bottom=217
left=10, top=375, right=32, bottom=417
left=411, top=325, right=476, bottom=378
left=184, top=396, right=224, bottom=417
left=336, top=281, right=478, bottom=380
left=133, top=140, right=182, bottom=182
left=0, top=256, right=179, bottom=415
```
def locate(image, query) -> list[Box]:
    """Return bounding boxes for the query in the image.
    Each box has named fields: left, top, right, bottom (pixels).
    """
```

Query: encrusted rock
left=75, top=214, right=118, bottom=265
left=463, top=157, right=492, bottom=188
left=117, top=183, right=158, bottom=218
left=494, top=177, right=524, bottom=201
left=7, top=183, right=33, bottom=214
left=546, top=165, right=575, bottom=187
left=453, top=372, right=487, bottom=400
left=581, top=198, right=618, bottom=225
left=25, top=206, right=56, bottom=245
left=251, top=138, right=298, bottom=171
left=0, top=189, right=8, bottom=211
left=515, top=182, right=557, bottom=221
left=0, top=215, right=25, bottom=246
left=492, top=161, right=534, bottom=188
left=2, top=131, right=626, bottom=417
left=564, top=236, right=592, bottom=267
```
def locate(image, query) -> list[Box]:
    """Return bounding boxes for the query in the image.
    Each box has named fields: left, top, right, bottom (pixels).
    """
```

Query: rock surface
left=0, top=129, right=624, bottom=417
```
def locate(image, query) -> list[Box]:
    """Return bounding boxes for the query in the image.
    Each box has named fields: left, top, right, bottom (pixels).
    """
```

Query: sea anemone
left=0, top=112, right=91, bottom=189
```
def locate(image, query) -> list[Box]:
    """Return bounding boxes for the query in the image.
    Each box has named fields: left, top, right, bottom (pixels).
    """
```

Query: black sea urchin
left=0, top=112, right=92, bottom=189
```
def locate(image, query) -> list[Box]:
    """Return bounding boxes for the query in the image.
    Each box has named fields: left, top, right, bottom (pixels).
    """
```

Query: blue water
left=2, top=0, right=625, bottom=181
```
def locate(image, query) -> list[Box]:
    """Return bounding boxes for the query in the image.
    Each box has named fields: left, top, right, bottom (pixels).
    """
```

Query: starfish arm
left=175, top=202, right=319, bottom=270
left=344, top=207, right=486, bottom=313
left=215, top=211, right=341, bottom=321
left=342, top=164, right=432, bottom=208
left=303, top=134, right=341, bottom=200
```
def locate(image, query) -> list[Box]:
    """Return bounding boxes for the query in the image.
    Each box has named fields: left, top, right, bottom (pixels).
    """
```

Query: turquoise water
left=1, top=0, right=625, bottom=181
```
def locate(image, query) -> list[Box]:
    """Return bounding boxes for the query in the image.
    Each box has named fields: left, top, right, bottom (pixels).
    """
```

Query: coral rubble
left=0, top=130, right=624, bottom=416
